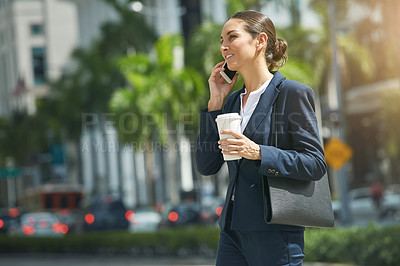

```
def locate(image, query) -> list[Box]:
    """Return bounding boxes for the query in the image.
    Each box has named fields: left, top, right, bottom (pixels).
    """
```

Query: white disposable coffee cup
left=215, top=113, right=242, bottom=161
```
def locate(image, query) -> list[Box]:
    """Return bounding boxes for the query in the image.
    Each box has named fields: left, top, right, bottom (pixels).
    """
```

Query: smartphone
left=219, top=62, right=237, bottom=83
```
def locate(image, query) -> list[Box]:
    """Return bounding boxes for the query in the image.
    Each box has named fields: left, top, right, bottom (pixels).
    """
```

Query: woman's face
left=220, top=18, right=258, bottom=72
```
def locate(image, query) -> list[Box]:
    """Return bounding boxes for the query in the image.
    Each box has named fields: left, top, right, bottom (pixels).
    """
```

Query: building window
left=61, top=195, right=68, bottom=208
left=30, top=24, right=44, bottom=36
left=45, top=195, right=53, bottom=209
left=31, top=47, right=46, bottom=85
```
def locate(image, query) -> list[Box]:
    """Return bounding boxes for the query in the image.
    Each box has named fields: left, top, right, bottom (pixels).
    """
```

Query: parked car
left=333, top=187, right=400, bottom=223
left=159, top=202, right=202, bottom=228
left=0, top=208, right=20, bottom=234
left=128, top=208, right=162, bottom=232
left=199, top=197, right=224, bottom=225
left=0, top=209, right=19, bottom=234
left=79, top=195, right=132, bottom=232
left=55, top=209, right=79, bottom=233
left=17, top=212, right=68, bottom=237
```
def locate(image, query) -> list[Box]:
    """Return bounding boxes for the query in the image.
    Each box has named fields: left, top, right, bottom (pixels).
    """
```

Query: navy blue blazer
left=196, top=71, right=327, bottom=231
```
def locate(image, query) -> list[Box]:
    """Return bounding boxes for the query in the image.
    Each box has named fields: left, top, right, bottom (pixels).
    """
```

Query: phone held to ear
left=219, top=62, right=237, bottom=84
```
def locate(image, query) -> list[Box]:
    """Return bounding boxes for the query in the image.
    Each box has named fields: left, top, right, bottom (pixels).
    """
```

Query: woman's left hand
left=218, top=130, right=261, bottom=160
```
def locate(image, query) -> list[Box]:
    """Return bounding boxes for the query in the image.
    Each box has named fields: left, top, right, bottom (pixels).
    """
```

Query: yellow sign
left=324, top=138, right=353, bottom=170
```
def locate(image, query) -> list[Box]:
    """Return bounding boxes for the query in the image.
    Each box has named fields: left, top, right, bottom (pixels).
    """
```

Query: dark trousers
left=216, top=202, right=304, bottom=266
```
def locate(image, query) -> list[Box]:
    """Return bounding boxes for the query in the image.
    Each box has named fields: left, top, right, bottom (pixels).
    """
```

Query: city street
left=0, top=254, right=355, bottom=266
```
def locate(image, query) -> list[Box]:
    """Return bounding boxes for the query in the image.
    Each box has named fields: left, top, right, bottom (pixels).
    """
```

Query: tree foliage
left=351, top=0, right=400, bottom=81
left=46, top=0, right=157, bottom=141
left=0, top=112, right=49, bottom=165
left=185, top=22, right=223, bottom=76
left=110, top=35, right=206, bottom=144
left=282, top=0, right=374, bottom=92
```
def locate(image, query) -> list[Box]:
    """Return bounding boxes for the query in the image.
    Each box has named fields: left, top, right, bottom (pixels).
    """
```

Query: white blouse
left=239, top=78, right=272, bottom=133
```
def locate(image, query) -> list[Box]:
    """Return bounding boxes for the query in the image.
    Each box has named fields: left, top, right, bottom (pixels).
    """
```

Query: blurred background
left=0, top=0, right=399, bottom=262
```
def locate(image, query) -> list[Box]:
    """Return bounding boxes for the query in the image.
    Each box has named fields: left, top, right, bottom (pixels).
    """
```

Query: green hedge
left=1, top=224, right=400, bottom=265
left=305, top=223, right=400, bottom=265
left=0, top=226, right=220, bottom=256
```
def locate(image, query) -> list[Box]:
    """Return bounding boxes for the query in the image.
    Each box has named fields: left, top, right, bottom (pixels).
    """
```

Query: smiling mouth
left=226, top=54, right=233, bottom=59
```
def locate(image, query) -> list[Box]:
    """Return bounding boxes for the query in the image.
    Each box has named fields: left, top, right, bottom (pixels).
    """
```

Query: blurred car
left=199, top=198, right=224, bottom=225
left=0, top=208, right=21, bottom=234
left=80, top=195, right=132, bottom=232
left=17, top=212, right=68, bottom=237
left=55, top=209, right=79, bottom=233
left=159, top=202, right=202, bottom=228
left=333, top=187, right=400, bottom=223
left=128, top=208, right=162, bottom=232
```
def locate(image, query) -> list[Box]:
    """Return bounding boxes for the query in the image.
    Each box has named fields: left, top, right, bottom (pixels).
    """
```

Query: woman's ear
left=256, top=32, right=268, bottom=50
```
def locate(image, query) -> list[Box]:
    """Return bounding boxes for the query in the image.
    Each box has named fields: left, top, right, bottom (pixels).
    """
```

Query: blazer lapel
left=231, top=87, right=243, bottom=114
left=242, top=71, right=285, bottom=139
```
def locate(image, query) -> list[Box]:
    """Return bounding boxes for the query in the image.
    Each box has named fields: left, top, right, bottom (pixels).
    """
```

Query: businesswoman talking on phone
left=196, top=10, right=327, bottom=266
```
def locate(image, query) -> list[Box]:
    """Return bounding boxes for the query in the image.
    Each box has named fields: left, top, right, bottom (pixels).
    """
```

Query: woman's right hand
left=207, top=62, right=239, bottom=111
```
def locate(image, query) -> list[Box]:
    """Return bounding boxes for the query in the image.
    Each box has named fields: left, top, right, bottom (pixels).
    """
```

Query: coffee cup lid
left=216, top=113, right=241, bottom=121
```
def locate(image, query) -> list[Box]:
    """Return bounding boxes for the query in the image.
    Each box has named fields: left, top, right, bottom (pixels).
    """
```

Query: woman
left=196, top=10, right=327, bottom=266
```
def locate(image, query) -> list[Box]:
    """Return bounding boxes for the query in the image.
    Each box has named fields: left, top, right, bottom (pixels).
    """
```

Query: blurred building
left=0, top=0, right=77, bottom=208
left=70, top=0, right=119, bottom=48
left=0, top=0, right=77, bottom=117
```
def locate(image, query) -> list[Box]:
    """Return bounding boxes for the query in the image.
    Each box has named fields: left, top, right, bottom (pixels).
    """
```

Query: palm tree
left=110, top=34, right=206, bottom=205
